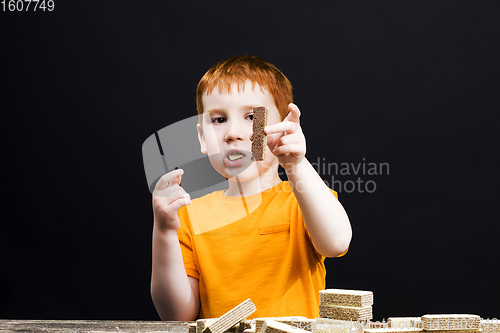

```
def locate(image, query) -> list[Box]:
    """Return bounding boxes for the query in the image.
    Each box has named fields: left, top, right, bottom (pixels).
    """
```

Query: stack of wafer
left=319, top=289, right=374, bottom=321
left=421, top=315, right=481, bottom=333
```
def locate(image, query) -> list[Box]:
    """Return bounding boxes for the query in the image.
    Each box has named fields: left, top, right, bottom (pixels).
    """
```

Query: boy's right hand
left=152, top=169, right=192, bottom=234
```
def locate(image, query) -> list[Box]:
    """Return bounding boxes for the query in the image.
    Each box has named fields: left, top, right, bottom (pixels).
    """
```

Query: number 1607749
left=2, top=0, right=55, bottom=11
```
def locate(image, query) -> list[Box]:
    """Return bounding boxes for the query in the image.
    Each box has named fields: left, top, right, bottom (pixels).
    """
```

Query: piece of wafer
left=202, top=298, right=257, bottom=333
left=195, top=318, right=242, bottom=333
left=319, top=289, right=374, bottom=307
left=251, top=106, right=268, bottom=161
left=421, top=315, right=481, bottom=331
left=198, top=317, right=254, bottom=333
left=262, top=319, right=309, bottom=333
left=319, top=304, right=372, bottom=321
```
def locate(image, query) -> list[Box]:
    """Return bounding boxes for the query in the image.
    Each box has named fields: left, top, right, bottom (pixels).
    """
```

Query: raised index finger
left=284, top=103, right=301, bottom=123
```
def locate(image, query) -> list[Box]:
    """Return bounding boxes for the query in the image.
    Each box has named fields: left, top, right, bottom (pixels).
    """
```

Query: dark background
left=1, top=0, right=499, bottom=321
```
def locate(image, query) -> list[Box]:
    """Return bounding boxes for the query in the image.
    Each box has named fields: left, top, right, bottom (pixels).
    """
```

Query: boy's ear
left=197, top=123, right=207, bottom=154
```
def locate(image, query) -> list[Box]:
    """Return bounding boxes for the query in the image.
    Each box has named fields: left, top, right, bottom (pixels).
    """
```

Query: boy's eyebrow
left=205, top=108, right=224, bottom=114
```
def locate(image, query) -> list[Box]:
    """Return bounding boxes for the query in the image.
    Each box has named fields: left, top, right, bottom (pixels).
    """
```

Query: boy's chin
left=224, top=167, right=258, bottom=182
left=221, top=161, right=264, bottom=182
left=211, top=156, right=278, bottom=182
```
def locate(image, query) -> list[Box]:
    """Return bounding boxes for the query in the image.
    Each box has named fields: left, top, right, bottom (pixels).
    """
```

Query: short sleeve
left=177, top=206, right=200, bottom=280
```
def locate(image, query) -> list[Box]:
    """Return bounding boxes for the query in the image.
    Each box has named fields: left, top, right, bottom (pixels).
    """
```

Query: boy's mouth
left=224, top=149, right=251, bottom=168
left=227, top=152, right=245, bottom=161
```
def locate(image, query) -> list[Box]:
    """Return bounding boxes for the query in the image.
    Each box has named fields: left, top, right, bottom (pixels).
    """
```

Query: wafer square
left=197, top=319, right=241, bottom=333
left=319, top=304, right=372, bottom=321
left=319, top=289, right=374, bottom=307
left=203, top=298, right=257, bottom=333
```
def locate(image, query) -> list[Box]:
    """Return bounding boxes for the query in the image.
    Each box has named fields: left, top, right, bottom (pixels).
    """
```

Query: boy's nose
left=224, top=120, right=248, bottom=142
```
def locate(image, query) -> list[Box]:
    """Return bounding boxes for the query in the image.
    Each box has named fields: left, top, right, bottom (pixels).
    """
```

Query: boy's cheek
left=199, top=115, right=223, bottom=154
left=202, top=134, right=222, bottom=155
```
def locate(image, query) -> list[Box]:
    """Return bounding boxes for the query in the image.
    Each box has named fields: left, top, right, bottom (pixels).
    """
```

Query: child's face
left=197, top=81, right=281, bottom=182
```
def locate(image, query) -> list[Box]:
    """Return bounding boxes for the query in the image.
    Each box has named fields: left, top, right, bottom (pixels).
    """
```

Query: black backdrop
left=1, top=0, right=499, bottom=321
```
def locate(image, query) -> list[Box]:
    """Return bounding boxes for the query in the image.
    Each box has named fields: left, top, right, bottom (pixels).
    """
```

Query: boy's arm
left=286, top=159, right=351, bottom=257
left=150, top=169, right=200, bottom=320
left=151, top=228, right=200, bottom=321
left=265, top=104, right=352, bottom=258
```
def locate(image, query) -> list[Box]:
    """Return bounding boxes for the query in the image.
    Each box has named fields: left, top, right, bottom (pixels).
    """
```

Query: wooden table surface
left=0, top=320, right=193, bottom=332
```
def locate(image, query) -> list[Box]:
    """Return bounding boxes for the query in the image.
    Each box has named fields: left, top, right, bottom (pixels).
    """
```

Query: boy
left=150, top=55, right=352, bottom=321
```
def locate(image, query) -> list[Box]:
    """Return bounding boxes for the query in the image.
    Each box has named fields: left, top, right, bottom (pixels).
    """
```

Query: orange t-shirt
left=177, top=181, right=346, bottom=319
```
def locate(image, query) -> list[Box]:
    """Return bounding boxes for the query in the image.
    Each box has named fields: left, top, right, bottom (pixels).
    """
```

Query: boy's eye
left=247, top=114, right=254, bottom=121
left=211, top=117, right=226, bottom=124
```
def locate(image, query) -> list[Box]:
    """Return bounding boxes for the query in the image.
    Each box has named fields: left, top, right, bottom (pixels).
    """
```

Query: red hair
left=196, top=55, right=293, bottom=120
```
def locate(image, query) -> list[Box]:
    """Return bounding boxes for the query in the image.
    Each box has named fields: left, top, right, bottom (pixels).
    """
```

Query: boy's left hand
left=265, top=103, right=306, bottom=170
